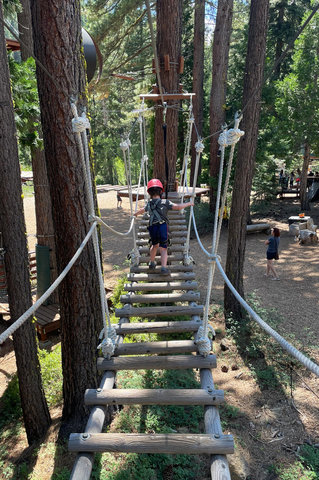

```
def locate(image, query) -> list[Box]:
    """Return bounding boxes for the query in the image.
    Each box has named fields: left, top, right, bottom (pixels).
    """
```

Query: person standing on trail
left=117, top=192, right=122, bottom=209
left=134, top=179, right=194, bottom=275
left=265, top=227, right=280, bottom=280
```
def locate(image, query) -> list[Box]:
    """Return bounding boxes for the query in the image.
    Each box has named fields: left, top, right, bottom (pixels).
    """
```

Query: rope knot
left=218, top=130, right=228, bottom=147
left=72, top=116, right=91, bottom=133
left=120, top=139, right=131, bottom=151
left=226, top=127, right=245, bottom=145
left=195, top=326, right=212, bottom=357
left=195, top=140, right=204, bottom=153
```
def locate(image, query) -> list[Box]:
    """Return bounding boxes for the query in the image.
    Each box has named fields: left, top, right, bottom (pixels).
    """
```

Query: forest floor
left=0, top=190, right=318, bottom=479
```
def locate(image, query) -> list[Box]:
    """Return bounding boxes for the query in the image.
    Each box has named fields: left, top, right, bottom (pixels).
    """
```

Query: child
left=134, top=178, right=194, bottom=275
left=117, top=192, right=122, bottom=209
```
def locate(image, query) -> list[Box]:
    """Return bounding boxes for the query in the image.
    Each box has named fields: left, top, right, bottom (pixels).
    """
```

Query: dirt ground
left=1, top=190, right=319, bottom=479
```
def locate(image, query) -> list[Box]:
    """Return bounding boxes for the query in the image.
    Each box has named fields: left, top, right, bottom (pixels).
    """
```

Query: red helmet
left=147, top=179, right=163, bottom=193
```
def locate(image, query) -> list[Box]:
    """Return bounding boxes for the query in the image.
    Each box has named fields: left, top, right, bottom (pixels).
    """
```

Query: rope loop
left=195, top=140, right=204, bottom=153
left=72, top=116, right=91, bottom=133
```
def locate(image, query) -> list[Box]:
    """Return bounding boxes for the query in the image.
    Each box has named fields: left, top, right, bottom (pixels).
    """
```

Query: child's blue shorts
left=148, top=223, right=168, bottom=248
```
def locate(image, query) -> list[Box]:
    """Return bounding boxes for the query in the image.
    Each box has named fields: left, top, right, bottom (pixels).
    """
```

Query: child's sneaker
left=148, top=261, right=156, bottom=270
left=160, top=266, right=171, bottom=275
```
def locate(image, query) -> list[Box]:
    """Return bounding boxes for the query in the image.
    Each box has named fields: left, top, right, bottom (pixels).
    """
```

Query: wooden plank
left=115, top=304, right=203, bottom=318
left=124, top=281, right=198, bottom=292
left=119, top=292, right=200, bottom=304
left=97, top=354, right=216, bottom=371
left=138, top=254, right=184, bottom=263
left=138, top=245, right=185, bottom=254
left=85, top=388, right=224, bottom=406
left=127, top=272, right=195, bottom=282
left=130, top=264, right=193, bottom=273
left=69, top=432, right=233, bottom=455
left=139, top=92, right=196, bottom=101
left=114, top=339, right=198, bottom=355
left=200, top=369, right=232, bottom=478
left=114, top=320, right=201, bottom=335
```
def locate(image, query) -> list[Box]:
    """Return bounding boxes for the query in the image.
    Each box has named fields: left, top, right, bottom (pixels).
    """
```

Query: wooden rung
left=138, top=246, right=185, bottom=254
left=127, top=272, right=195, bottom=282
left=130, top=264, right=193, bottom=273
left=138, top=254, right=184, bottom=263
left=124, top=281, right=198, bottom=292
left=84, top=388, right=224, bottom=406
left=115, top=304, right=203, bottom=318
left=114, top=320, right=201, bottom=335
left=69, top=432, right=233, bottom=454
left=120, top=292, right=200, bottom=304
left=114, top=339, right=199, bottom=355
left=97, top=354, right=217, bottom=372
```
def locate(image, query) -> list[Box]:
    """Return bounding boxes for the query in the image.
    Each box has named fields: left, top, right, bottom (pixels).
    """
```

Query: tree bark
left=209, top=0, right=234, bottom=211
left=300, top=141, right=310, bottom=211
left=153, top=0, right=182, bottom=191
left=190, top=0, right=205, bottom=185
left=17, top=0, right=58, bottom=303
left=0, top=0, right=51, bottom=443
left=224, top=0, right=269, bottom=321
left=30, top=0, right=103, bottom=432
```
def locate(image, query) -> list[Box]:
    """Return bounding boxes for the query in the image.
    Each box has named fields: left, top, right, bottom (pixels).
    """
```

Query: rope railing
left=215, top=257, right=319, bottom=378
left=0, top=222, right=97, bottom=345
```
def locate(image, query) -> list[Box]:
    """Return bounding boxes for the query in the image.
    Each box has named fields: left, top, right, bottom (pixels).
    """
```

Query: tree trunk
left=0, top=0, right=51, bottom=443
left=209, top=0, right=234, bottom=211
left=153, top=0, right=182, bottom=192
left=17, top=0, right=58, bottom=303
left=190, top=0, right=205, bottom=185
left=30, top=0, right=103, bottom=432
left=300, top=141, right=310, bottom=211
left=224, top=0, right=269, bottom=322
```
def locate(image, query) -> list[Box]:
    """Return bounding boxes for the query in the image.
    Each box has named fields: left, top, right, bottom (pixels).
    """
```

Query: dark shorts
left=148, top=223, right=168, bottom=248
left=267, top=251, right=276, bottom=260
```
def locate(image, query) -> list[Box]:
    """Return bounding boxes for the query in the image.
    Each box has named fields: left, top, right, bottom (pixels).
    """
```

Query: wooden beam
left=84, top=388, right=225, bottom=406
left=200, top=369, right=232, bottom=478
left=129, top=264, right=193, bottom=274
left=114, top=319, right=201, bottom=335
left=69, top=432, right=234, bottom=455
left=124, top=281, right=198, bottom=292
left=114, top=339, right=198, bottom=356
left=127, top=272, right=195, bottom=282
left=119, top=291, right=200, bottom=304
left=97, top=354, right=216, bottom=372
left=115, top=304, right=203, bottom=318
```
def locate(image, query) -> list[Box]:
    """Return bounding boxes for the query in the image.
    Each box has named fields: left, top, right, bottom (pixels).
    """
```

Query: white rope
left=121, top=136, right=140, bottom=266
left=192, top=114, right=244, bottom=356
left=184, top=140, right=204, bottom=264
left=0, top=222, right=97, bottom=345
left=71, top=103, right=116, bottom=358
left=215, top=258, right=319, bottom=378
left=90, top=215, right=135, bottom=237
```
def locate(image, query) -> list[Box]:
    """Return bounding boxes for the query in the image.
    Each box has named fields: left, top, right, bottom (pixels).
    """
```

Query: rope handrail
left=91, top=215, right=135, bottom=236
left=215, top=257, right=319, bottom=378
left=0, top=222, right=98, bottom=345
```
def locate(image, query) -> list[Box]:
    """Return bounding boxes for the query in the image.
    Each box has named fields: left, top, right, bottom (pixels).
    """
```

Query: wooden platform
left=35, top=304, right=60, bottom=341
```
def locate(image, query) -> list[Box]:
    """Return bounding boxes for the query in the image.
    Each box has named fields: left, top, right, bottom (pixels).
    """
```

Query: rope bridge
left=1, top=101, right=318, bottom=480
